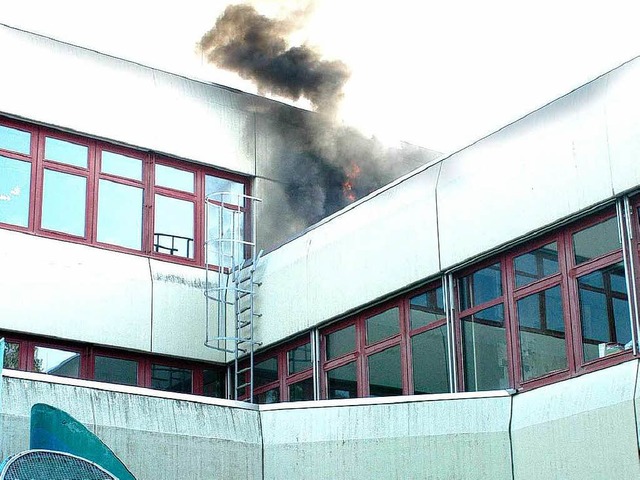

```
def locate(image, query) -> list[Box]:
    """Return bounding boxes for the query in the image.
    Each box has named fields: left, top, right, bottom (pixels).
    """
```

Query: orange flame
left=342, top=162, right=361, bottom=203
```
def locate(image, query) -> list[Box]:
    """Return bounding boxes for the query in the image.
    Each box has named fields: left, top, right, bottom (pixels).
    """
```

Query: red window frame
left=320, top=282, right=446, bottom=400
left=240, top=334, right=314, bottom=403
left=454, top=206, right=637, bottom=392
left=0, top=331, right=226, bottom=397
left=0, top=116, right=249, bottom=268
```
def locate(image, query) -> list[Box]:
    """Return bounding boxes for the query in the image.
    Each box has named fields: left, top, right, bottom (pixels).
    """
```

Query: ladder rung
left=236, top=382, right=250, bottom=390
left=236, top=367, right=251, bottom=375
left=237, top=321, right=251, bottom=328
left=238, top=305, right=252, bottom=314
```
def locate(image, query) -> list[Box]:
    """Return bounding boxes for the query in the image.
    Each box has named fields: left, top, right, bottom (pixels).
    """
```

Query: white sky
left=1, top=0, right=639, bottom=153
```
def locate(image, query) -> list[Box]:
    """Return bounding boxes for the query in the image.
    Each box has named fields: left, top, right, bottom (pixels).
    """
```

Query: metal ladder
left=204, top=192, right=262, bottom=402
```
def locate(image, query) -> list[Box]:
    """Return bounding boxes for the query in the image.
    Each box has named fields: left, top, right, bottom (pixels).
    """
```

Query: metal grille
left=0, top=450, right=117, bottom=480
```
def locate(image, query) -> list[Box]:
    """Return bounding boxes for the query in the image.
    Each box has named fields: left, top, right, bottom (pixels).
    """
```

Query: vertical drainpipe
left=445, top=273, right=458, bottom=393
left=312, top=329, right=321, bottom=400
left=621, top=197, right=639, bottom=355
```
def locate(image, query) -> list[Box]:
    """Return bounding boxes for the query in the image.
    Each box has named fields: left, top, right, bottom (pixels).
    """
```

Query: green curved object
left=29, top=403, right=136, bottom=480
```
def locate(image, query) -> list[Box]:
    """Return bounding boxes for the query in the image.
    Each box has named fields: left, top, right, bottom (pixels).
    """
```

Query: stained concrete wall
left=0, top=372, right=262, bottom=480
left=0, top=228, right=223, bottom=363
left=3, top=361, right=640, bottom=479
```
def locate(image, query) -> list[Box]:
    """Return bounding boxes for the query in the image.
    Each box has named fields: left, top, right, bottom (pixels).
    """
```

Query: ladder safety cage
left=204, top=191, right=263, bottom=402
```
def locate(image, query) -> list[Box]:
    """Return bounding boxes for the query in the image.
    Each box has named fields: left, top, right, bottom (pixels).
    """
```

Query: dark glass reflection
left=0, top=125, right=30, bottom=155
left=33, top=346, right=80, bottom=378
left=94, top=356, right=138, bottom=386
left=0, top=155, right=31, bottom=227
left=254, top=357, right=278, bottom=388
left=459, top=263, right=502, bottom=310
left=255, top=388, right=280, bottom=404
left=411, top=325, right=450, bottom=394
left=97, top=180, right=143, bottom=249
left=368, top=345, right=402, bottom=397
left=151, top=365, right=192, bottom=393
left=45, top=137, right=88, bottom=168
left=101, top=151, right=142, bottom=181
left=3, top=342, right=20, bottom=369
left=366, top=307, right=399, bottom=344
left=462, top=304, right=508, bottom=391
left=155, top=164, right=194, bottom=192
left=514, top=242, right=559, bottom=287
left=154, top=194, right=194, bottom=258
left=573, top=217, right=620, bottom=265
left=326, top=325, right=356, bottom=360
left=289, top=378, right=314, bottom=402
left=578, top=263, right=631, bottom=362
left=206, top=175, right=245, bottom=206
left=288, top=343, right=312, bottom=374
left=203, top=369, right=226, bottom=398
left=410, top=287, right=445, bottom=330
left=517, top=286, right=567, bottom=381
left=41, top=169, right=86, bottom=237
left=328, top=362, right=357, bottom=399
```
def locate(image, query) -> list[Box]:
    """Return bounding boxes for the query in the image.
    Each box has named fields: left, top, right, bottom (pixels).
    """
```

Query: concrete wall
left=0, top=371, right=262, bottom=480
left=0, top=228, right=223, bottom=363
left=3, top=361, right=640, bottom=479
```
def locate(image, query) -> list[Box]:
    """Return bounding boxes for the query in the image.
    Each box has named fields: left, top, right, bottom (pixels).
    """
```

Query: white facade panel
left=0, top=24, right=256, bottom=176
left=511, top=360, right=640, bottom=480
left=437, top=75, right=614, bottom=269
left=0, top=229, right=151, bottom=350
left=604, top=60, right=640, bottom=195
left=149, top=260, right=224, bottom=363
left=255, top=165, right=441, bottom=348
left=261, top=394, right=512, bottom=479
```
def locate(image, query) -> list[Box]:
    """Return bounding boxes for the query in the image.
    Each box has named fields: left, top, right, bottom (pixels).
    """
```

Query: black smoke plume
left=198, top=5, right=439, bottom=246
left=199, top=4, right=350, bottom=115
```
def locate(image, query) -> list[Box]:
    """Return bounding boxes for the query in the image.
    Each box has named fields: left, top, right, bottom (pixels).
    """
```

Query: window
left=0, top=116, right=249, bottom=267
left=0, top=332, right=226, bottom=397
left=321, top=283, right=449, bottom=400
left=239, top=335, right=315, bottom=403
left=458, top=263, right=510, bottom=392
left=454, top=207, right=636, bottom=392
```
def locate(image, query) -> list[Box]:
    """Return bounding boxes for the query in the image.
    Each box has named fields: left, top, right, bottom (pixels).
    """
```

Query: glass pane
left=462, top=303, right=508, bottom=391
left=203, top=369, right=225, bottom=398
left=97, top=180, right=143, bottom=249
left=155, top=164, right=194, bottom=192
left=411, top=325, right=450, bottom=394
left=94, top=356, right=138, bottom=386
left=410, top=287, right=445, bottom=330
left=41, top=169, right=86, bottom=237
left=327, top=361, right=357, bottom=399
left=578, top=262, right=632, bottom=362
left=206, top=175, right=245, bottom=206
left=368, top=345, right=402, bottom=397
left=514, top=242, right=559, bottom=287
left=288, top=343, right=312, bottom=374
left=366, top=307, right=400, bottom=344
left=459, top=263, right=502, bottom=310
left=151, top=365, right=192, bottom=393
left=517, top=286, right=567, bottom=381
left=33, top=346, right=80, bottom=378
left=255, top=357, right=278, bottom=388
left=206, top=203, right=245, bottom=267
left=154, top=195, right=194, bottom=258
left=573, top=217, right=620, bottom=264
left=101, top=151, right=142, bottom=181
left=289, top=377, right=314, bottom=402
left=0, top=155, right=31, bottom=227
left=45, top=137, right=88, bottom=168
left=0, top=125, right=30, bottom=155
left=4, top=342, right=20, bottom=369
left=326, top=325, right=356, bottom=360
left=255, top=387, right=280, bottom=404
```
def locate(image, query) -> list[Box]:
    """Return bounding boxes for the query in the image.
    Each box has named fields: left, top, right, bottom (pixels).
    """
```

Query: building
left=1, top=22, right=640, bottom=479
